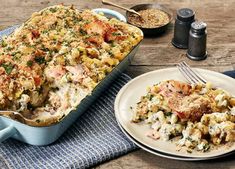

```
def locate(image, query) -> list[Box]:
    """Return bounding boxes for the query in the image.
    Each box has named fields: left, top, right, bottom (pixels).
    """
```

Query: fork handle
left=102, top=0, right=140, bottom=16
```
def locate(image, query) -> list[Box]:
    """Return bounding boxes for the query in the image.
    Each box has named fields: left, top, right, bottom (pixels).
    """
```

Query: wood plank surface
left=0, top=0, right=234, bottom=169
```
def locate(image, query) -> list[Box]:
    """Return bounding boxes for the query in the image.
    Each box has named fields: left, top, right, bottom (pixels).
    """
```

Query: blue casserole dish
left=0, top=9, right=143, bottom=146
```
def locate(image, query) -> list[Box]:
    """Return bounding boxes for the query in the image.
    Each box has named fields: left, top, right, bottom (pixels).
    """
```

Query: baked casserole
left=0, top=5, right=143, bottom=126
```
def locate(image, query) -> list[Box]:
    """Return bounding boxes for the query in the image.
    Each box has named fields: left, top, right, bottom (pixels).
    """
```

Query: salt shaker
left=172, top=8, right=195, bottom=49
left=187, top=21, right=207, bottom=60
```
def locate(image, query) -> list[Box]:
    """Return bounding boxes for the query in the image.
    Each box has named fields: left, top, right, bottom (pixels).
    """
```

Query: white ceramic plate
left=115, top=68, right=235, bottom=158
left=117, top=120, right=235, bottom=161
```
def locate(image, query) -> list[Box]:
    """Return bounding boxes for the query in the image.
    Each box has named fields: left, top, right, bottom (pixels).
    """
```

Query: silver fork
left=177, top=61, right=207, bottom=85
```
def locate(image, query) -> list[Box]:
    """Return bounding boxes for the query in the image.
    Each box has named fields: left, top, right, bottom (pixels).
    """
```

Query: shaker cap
left=177, top=8, right=195, bottom=22
left=191, top=21, right=207, bottom=33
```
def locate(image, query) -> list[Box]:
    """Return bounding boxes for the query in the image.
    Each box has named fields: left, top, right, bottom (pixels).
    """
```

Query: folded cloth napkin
left=224, top=70, right=235, bottom=78
left=0, top=74, right=136, bottom=169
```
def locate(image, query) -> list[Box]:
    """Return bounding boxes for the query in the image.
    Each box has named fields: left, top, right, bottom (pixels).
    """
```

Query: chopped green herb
left=110, top=41, right=115, bottom=47
left=145, top=94, right=154, bottom=100
left=22, top=35, right=27, bottom=39
left=51, top=21, right=58, bottom=29
left=73, top=16, right=82, bottom=23
left=187, top=149, right=192, bottom=153
left=108, top=51, right=114, bottom=57
left=112, top=32, right=121, bottom=36
left=1, top=63, right=14, bottom=74
left=63, top=41, right=69, bottom=47
left=36, top=119, right=41, bottom=123
left=12, top=53, right=21, bottom=60
left=41, top=46, right=49, bottom=52
left=34, top=56, right=46, bottom=64
left=0, top=40, right=7, bottom=47
left=131, top=32, right=136, bottom=38
left=6, top=46, right=13, bottom=51
left=49, top=8, right=57, bottom=13
left=65, top=9, right=70, bottom=15
left=79, top=29, right=86, bottom=36
left=83, top=20, right=91, bottom=24
left=64, top=20, right=70, bottom=28
left=42, top=30, right=49, bottom=34
left=26, top=60, right=33, bottom=67
left=11, top=51, right=20, bottom=56
left=202, top=144, right=210, bottom=152
left=165, top=112, right=172, bottom=116
left=25, top=43, right=35, bottom=48
left=186, top=137, right=193, bottom=142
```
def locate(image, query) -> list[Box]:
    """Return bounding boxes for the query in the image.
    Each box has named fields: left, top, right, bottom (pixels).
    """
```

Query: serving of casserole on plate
left=0, top=5, right=143, bottom=127
left=115, top=68, right=235, bottom=158
left=132, top=80, right=235, bottom=153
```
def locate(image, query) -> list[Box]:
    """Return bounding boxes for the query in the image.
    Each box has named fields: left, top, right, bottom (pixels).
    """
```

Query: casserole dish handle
left=0, top=125, right=16, bottom=142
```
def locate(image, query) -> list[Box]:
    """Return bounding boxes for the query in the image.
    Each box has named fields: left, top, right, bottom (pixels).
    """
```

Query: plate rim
left=115, top=67, right=235, bottom=158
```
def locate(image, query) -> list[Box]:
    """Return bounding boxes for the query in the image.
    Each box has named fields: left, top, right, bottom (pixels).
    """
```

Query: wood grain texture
left=0, top=0, right=234, bottom=168
left=95, top=149, right=235, bottom=169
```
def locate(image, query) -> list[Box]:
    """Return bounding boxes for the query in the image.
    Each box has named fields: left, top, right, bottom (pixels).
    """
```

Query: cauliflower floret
left=18, top=94, right=30, bottom=111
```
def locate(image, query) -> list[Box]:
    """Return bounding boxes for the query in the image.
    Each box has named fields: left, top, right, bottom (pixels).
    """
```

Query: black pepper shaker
left=172, top=8, right=195, bottom=49
left=187, top=21, right=207, bottom=60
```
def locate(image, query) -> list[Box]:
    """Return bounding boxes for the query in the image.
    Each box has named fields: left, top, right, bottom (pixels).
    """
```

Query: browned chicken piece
left=105, top=28, right=128, bottom=42
left=159, top=80, right=212, bottom=122
left=168, top=94, right=212, bottom=121
left=83, top=20, right=109, bottom=45
left=83, top=20, right=128, bottom=45
left=159, top=80, right=192, bottom=98
left=84, top=20, right=109, bottom=37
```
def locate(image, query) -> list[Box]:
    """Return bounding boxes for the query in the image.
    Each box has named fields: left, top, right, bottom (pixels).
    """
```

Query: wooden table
left=1, top=0, right=234, bottom=168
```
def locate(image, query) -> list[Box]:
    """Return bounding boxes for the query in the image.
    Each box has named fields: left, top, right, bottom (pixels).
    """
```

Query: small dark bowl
left=126, top=4, right=173, bottom=36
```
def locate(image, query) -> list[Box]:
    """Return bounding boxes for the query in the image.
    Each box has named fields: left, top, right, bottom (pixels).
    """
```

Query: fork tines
left=177, top=61, right=207, bottom=85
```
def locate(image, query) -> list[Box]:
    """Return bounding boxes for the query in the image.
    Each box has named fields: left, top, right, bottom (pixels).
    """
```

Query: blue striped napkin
left=0, top=26, right=137, bottom=169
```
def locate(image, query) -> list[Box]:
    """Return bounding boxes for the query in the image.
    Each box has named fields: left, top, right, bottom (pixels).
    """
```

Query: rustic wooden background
left=0, top=0, right=234, bottom=169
